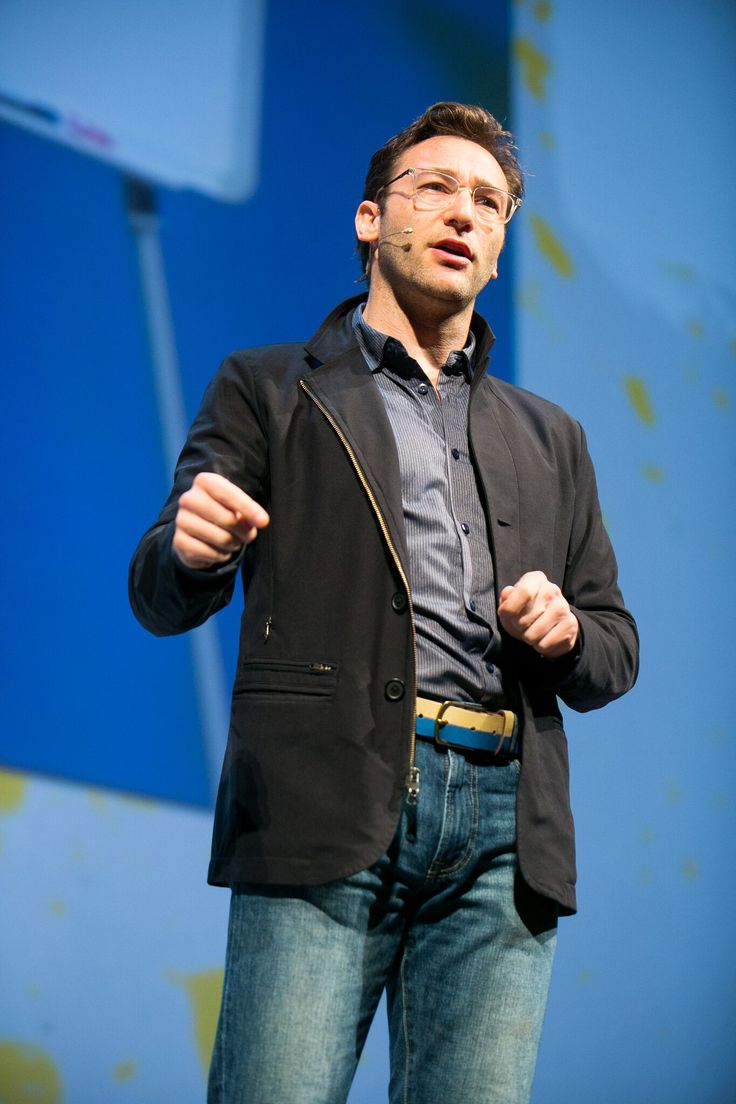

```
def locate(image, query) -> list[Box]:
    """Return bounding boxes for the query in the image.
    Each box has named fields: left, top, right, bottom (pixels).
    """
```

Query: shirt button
left=385, top=678, right=405, bottom=701
left=461, top=522, right=470, bottom=534
left=469, top=600, right=477, bottom=612
left=451, top=448, right=460, bottom=460
left=391, top=592, right=407, bottom=613
left=417, top=383, right=429, bottom=395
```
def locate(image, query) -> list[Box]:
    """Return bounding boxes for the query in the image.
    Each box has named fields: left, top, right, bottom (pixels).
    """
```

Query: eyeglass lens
left=411, top=171, right=514, bottom=223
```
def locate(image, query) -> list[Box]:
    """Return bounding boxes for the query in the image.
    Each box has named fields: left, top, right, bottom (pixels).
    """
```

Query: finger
left=497, top=586, right=531, bottom=617
left=498, top=585, right=516, bottom=612
left=194, top=472, right=270, bottom=527
left=499, top=588, right=547, bottom=629
left=173, top=531, right=239, bottom=570
left=179, top=485, right=249, bottom=532
left=534, top=619, right=579, bottom=658
left=176, top=508, right=244, bottom=554
left=527, top=608, right=579, bottom=657
left=527, top=589, right=571, bottom=634
left=497, top=572, right=545, bottom=616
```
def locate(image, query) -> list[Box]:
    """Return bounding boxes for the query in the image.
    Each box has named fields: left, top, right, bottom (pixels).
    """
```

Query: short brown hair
left=357, top=101, right=523, bottom=273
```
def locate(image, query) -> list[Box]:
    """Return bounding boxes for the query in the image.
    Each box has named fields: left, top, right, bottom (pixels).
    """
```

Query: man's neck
left=362, top=284, right=474, bottom=387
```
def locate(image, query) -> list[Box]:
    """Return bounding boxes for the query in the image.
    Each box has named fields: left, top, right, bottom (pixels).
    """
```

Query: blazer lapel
left=469, top=375, right=522, bottom=591
left=300, top=344, right=411, bottom=575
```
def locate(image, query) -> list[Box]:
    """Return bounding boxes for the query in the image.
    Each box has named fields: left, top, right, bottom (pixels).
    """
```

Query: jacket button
left=391, top=592, right=407, bottom=613
left=385, top=678, right=405, bottom=701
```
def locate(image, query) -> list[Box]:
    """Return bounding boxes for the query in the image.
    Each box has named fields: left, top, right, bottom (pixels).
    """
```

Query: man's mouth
left=432, top=239, right=473, bottom=262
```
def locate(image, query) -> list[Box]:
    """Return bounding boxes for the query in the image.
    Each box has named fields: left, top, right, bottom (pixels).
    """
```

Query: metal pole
left=126, top=176, right=229, bottom=804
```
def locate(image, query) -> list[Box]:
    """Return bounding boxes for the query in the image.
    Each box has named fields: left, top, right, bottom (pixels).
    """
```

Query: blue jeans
left=208, top=739, right=557, bottom=1104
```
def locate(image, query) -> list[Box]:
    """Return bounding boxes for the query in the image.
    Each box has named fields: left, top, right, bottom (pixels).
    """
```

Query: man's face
left=358, top=135, right=511, bottom=309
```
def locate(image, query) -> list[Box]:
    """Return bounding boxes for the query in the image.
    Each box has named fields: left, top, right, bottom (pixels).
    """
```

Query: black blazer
left=129, top=295, right=638, bottom=914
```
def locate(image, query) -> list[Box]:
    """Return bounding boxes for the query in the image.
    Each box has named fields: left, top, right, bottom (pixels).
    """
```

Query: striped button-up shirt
left=353, top=306, right=504, bottom=704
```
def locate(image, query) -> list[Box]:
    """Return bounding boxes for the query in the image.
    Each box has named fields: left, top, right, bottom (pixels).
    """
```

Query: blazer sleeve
left=128, top=353, right=269, bottom=637
left=519, top=421, right=639, bottom=712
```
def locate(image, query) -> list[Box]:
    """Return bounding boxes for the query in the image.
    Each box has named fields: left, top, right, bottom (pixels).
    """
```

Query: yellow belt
left=415, top=696, right=519, bottom=756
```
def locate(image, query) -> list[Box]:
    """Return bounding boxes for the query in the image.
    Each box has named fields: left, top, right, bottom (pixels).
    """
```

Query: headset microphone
left=377, top=227, right=413, bottom=251
left=355, top=227, right=414, bottom=283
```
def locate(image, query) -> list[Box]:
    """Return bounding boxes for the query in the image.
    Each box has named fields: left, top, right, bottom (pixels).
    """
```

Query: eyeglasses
left=378, top=168, right=521, bottom=226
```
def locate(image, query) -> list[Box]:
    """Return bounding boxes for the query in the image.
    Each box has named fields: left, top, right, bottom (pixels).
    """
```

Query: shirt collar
left=352, top=305, right=476, bottom=382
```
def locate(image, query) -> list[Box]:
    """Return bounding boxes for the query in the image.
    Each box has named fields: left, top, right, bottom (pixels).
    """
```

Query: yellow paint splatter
left=513, top=37, right=551, bottom=100
left=529, top=214, right=574, bottom=277
left=120, top=794, right=158, bottom=812
left=168, top=969, right=224, bottom=1074
left=86, top=791, right=109, bottom=814
left=687, top=319, right=704, bottom=338
left=47, top=900, right=67, bottom=917
left=684, top=367, right=699, bottom=383
left=0, top=1040, right=62, bottom=1104
left=713, top=389, right=730, bottom=409
left=681, top=858, right=699, bottom=882
left=516, top=279, right=541, bottom=313
left=640, top=866, right=655, bottom=886
left=640, top=826, right=655, bottom=846
left=576, top=969, right=592, bottom=986
left=666, top=783, right=684, bottom=805
left=624, top=376, right=655, bottom=426
left=642, top=464, right=664, bottom=484
left=730, top=337, right=736, bottom=357
left=113, top=1060, right=138, bottom=1083
left=533, top=0, right=552, bottom=21
left=539, top=129, right=555, bottom=150
left=0, top=771, right=27, bottom=814
left=660, top=261, right=696, bottom=282
left=713, top=794, right=730, bottom=813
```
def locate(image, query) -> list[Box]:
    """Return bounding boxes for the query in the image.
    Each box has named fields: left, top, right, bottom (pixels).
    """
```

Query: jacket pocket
left=233, top=659, right=338, bottom=700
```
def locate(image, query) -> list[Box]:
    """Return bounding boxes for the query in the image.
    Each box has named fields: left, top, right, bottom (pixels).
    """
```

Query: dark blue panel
left=0, top=0, right=513, bottom=805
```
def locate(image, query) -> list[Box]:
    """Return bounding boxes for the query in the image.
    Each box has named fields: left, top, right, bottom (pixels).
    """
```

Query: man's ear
left=355, top=200, right=380, bottom=245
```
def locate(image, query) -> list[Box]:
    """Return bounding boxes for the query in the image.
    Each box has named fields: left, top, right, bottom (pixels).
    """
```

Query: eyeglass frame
left=376, top=167, right=522, bottom=226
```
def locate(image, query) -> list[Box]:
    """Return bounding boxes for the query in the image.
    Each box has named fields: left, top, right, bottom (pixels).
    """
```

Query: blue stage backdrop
left=1, top=2, right=734, bottom=1103
left=0, top=0, right=513, bottom=808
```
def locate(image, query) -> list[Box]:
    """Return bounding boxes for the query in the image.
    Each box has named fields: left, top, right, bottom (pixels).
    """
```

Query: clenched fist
left=498, top=571, right=579, bottom=660
left=173, top=472, right=269, bottom=570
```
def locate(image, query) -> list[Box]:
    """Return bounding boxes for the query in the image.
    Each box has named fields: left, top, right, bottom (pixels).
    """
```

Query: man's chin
left=416, top=274, right=478, bottom=306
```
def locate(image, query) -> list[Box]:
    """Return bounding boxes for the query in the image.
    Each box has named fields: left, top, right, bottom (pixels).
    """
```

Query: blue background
left=1, top=0, right=513, bottom=807
left=1, top=2, right=735, bottom=1102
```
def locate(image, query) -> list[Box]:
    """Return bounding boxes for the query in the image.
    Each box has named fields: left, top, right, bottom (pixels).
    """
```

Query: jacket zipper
left=299, top=378, right=420, bottom=802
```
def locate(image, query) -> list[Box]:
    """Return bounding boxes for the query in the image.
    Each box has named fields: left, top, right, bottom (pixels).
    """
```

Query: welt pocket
left=234, top=659, right=338, bottom=698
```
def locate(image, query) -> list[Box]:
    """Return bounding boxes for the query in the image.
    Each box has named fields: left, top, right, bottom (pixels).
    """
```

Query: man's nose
left=444, top=186, right=475, bottom=225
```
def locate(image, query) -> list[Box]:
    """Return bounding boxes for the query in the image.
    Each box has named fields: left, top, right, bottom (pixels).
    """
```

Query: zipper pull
left=264, top=617, right=272, bottom=643
left=406, top=765, right=421, bottom=804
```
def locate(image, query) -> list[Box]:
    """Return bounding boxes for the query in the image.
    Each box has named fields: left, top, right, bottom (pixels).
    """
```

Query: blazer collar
left=301, top=295, right=506, bottom=583
left=301, top=325, right=410, bottom=573
left=304, top=294, right=497, bottom=368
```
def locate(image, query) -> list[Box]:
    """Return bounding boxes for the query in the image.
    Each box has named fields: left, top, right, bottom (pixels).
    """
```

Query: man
left=130, top=102, right=638, bottom=1104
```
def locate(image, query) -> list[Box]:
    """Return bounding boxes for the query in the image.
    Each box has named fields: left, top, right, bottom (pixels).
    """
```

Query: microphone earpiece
left=377, top=227, right=413, bottom=251
left=357, top=227, right=414, bottom=281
